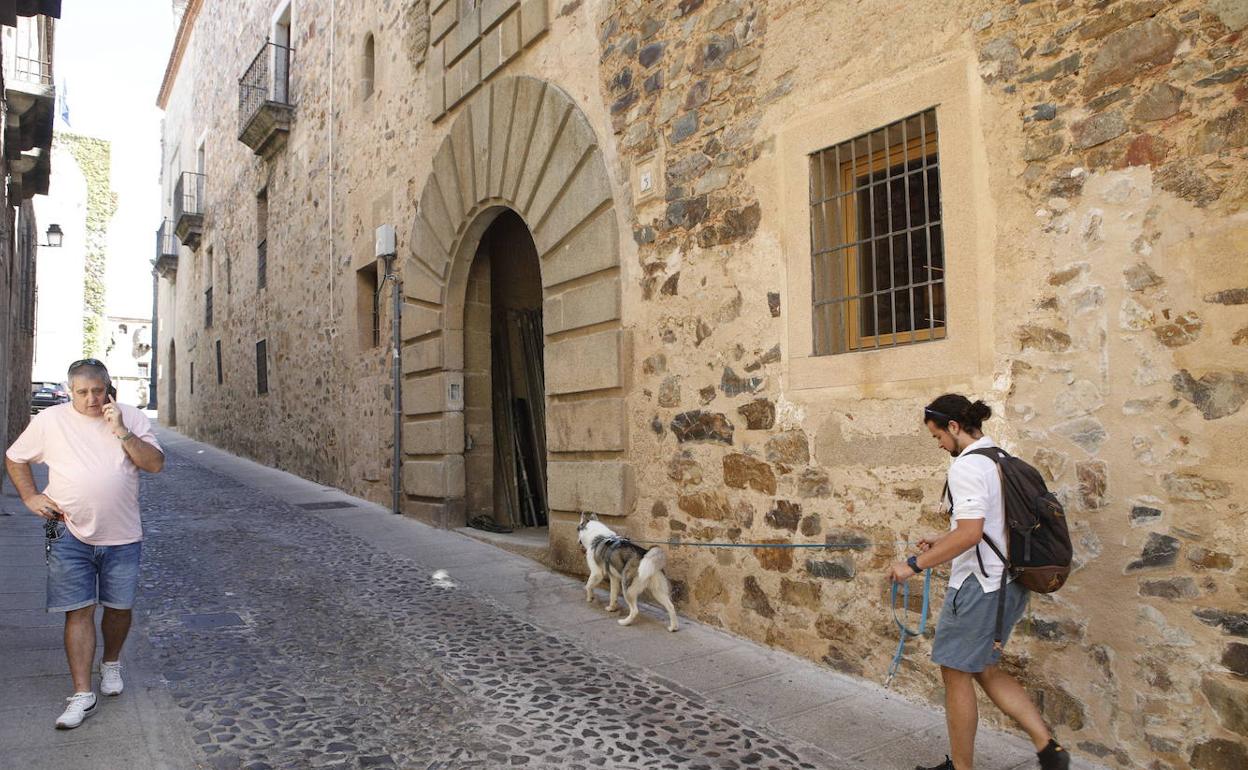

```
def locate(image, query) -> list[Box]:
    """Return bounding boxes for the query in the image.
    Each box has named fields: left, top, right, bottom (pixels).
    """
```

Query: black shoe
left=916, top=757, right=954, bottom=770
left=1038, top=740, right=1070, bottom=770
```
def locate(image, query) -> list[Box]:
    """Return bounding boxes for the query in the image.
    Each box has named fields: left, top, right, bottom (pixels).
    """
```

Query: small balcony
left=154, top=220, right=178, bottom=279
left=238, top=41, right=294, bottom=157
left=3, top=15, right=55, bottom=199
left=173, top=171, right=205, bottom=250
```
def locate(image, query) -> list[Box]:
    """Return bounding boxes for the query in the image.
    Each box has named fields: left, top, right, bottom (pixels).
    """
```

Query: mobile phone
left=107, top=384, right=117, bottom=400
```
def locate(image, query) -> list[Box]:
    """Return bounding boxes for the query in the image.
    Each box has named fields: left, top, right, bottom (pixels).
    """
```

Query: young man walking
left=4, top=359, right=164, bottom=729
left=890, top=393, right=1068, bottom=770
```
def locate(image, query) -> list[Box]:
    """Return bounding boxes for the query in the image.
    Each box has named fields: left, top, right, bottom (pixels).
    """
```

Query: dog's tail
left=638, top=547, right=667, bottom=585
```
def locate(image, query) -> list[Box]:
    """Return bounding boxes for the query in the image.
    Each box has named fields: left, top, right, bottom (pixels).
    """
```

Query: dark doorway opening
left=463, top=210, right=548, bottom=531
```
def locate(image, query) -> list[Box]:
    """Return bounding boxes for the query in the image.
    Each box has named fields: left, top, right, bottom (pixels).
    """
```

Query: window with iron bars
left=215, top=340, right=223, bottom=385
left=256, top=339, right=269, bottom=395
left=809, top=108, right=946, bottom=355
left=257, top=188, right=268, bottom=290
left=205, top=286, right=214, bottom=328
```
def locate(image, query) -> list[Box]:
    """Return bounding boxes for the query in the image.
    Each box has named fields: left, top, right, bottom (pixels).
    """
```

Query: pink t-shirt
left=5, top=402, right=161, bottom=545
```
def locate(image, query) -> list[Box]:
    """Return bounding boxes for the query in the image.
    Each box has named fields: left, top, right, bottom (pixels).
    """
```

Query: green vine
left=58, top=133, right=117, bottom=357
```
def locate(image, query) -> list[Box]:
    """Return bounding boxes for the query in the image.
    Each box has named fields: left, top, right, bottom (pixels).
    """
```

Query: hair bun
left=967, top=400, right=992, bottom=422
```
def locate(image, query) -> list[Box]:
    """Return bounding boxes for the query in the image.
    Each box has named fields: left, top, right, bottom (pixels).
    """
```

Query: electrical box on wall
left=375, top=224, right=396, bottom=258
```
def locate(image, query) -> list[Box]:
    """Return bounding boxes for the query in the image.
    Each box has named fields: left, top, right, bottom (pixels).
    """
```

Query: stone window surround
left=775, top=55, right=995, bottom=394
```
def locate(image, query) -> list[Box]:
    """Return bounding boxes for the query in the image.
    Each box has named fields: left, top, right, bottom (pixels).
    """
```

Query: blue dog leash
left=886, top=568, right=932, bottom=686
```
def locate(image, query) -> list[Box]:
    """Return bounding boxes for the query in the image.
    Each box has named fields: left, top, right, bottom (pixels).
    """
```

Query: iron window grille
left=204, top=286, right=214, bottom=328
left=239, top=40, right=294, bottom=134
left=256, top=340, right=269, bottom=395
left=257, top=239, right=267, bottom=289
left=809, top=108, right=946, bottom=355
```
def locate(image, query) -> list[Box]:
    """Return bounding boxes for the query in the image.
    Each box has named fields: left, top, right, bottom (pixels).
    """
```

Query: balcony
left=3, top=15, right=55, bottom=199
left=238, top=41, right=294, bottom=157
left=173, top=171, right=205, bottom=250
left=154, top=220, right=178, bottom=279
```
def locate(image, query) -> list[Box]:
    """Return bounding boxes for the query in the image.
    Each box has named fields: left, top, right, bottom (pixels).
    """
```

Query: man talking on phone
left=4, top=359, right=164, bottom=729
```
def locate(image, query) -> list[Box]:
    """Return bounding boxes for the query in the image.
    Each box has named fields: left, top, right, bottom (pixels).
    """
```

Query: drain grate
left=180, top=612, right=244, bottom=630
left=294, top=501, right=358, bottom=511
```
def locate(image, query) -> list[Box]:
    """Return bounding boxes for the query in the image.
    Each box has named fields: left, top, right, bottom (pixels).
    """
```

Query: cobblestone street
left=0, top=428, right=1068, bottom=770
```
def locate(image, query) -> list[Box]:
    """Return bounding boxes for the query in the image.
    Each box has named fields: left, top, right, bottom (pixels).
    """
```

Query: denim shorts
left=931, top=577, right=1029, bottom=673
left=46, top=522, right=143, bottom=613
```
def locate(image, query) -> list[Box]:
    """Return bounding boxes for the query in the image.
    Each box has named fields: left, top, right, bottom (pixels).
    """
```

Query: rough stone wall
left=600, top=1, right=1248, bottom=767
left=156, top=0, right=1248, bottom=764
left=5, top=203, right=37, bottom=448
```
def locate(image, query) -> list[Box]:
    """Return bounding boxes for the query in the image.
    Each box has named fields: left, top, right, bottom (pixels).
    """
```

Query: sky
left=50, top=0, right=176, bottom=318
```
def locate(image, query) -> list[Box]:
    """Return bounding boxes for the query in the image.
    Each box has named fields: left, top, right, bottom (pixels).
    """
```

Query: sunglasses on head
left=68, top=358, right=106, bottom=371
left=924, top=407, right=953, bottom=422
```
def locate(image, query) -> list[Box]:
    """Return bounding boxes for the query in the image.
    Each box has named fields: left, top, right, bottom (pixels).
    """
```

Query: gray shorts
left=931, top=577, right=1028, bottom=673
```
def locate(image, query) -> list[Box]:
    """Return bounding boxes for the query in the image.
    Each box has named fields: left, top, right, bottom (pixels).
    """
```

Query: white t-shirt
left=6, top=402, right=161, bottom=545
left=944, top=435, right=1009, bottom=592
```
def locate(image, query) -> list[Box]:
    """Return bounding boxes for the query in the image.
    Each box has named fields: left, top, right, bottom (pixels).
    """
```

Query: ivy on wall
left=58, top=133, right=117, bottom=357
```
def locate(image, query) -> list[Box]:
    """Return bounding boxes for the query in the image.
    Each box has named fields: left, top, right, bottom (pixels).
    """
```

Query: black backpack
left=948, top=447, right=1073, bottom=647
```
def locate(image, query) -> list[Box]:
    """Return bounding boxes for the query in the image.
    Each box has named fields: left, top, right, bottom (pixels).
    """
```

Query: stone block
left=403, top=412, right=465, bottom=455
left=403, top=335, right=444, bottom=374
left=541, top=206, right=619, bottom=287
left=480, top=24, right=503, bottom=79
left=469, top=96, right=493, bottom=208
left=515, top=87, right=572, bottom=212
left=547, top=461, right=634, bottom=517
left=488, top=79, right=518, bottom=197
left=546, top=398, right=626, bottom=452
left=447, top=7, right=481, bottom=63
left=403, top=457, right=464, bottom=497
left=519, top=0, right=547, bottom=47
left=401, top=303, right=441, bottom=341
left=431, top=141, right=466, bottom=228
left=449, top=96, right=478, bottom=207
left=428, top=58, right=447, bottom=117
left=532, top=150, right=613, bottom=257
left=481, top=0, right=517, bottom=31
left=545, top=329, right=623, bottom=394
left=500, top=10, right=522, bottom=61
left=404, top=372, right=463, bottom=416
left=498, top=78, right=546, bottom=198
left=403, top=258, right=444, bottom=304
left=525, top=110, right=596, bottom=222
left=544, top=277, right=620, bottom=334
left=431, top=1, right=458, bottom=44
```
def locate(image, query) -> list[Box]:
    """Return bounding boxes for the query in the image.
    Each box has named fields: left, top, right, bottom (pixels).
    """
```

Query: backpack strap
left=967, top=447, right=1013, bottom=649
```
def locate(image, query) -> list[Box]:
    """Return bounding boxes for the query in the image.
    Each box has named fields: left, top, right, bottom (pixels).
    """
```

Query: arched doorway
left=402, top=76, right=631, bottom=570
left=462, top=210, right=547, bottom=531
left=166, top=340, right=177, bottom=426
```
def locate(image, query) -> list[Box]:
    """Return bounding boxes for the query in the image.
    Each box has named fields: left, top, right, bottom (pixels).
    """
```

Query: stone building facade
left=155, top=1, right=1248, bottom=764
left=1, top=4, right=58, bottom=447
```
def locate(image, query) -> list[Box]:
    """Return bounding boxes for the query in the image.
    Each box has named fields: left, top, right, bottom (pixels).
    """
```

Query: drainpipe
left=149, top=268, right=159, bottom=410
left=376, top=225, right=401, bottom=515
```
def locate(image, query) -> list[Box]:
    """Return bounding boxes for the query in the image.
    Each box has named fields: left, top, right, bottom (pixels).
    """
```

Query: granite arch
left=401, top=76, right=631, bottom=562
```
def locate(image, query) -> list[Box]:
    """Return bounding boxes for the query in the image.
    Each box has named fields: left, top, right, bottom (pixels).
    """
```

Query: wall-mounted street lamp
left=43, top=223, right=63, bottom=247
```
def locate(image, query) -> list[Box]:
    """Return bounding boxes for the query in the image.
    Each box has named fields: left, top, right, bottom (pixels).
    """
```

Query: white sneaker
left=100, top=661, right=124, bottom=695
left=55, top=692, right=97, bottom=729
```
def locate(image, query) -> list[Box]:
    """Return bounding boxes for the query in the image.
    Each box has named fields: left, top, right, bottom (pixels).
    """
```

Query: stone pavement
left=0, top=427, right=1107, bottom=770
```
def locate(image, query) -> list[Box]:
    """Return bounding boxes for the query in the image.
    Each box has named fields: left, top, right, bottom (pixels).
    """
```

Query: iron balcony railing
left=2, top=17, right=54, bottom=89
left=156, top=220, right=178, bottom=259
left=173, top=171, right=205, bottom=223
left=239, top=40, right=293, bottom=135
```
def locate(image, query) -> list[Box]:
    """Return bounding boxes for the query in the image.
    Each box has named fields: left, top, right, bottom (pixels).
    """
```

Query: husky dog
left=577, top=513, right=679, bottom=632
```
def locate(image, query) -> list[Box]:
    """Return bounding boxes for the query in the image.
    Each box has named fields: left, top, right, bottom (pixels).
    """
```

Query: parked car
left=31, top=381, right=69, bottom=413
